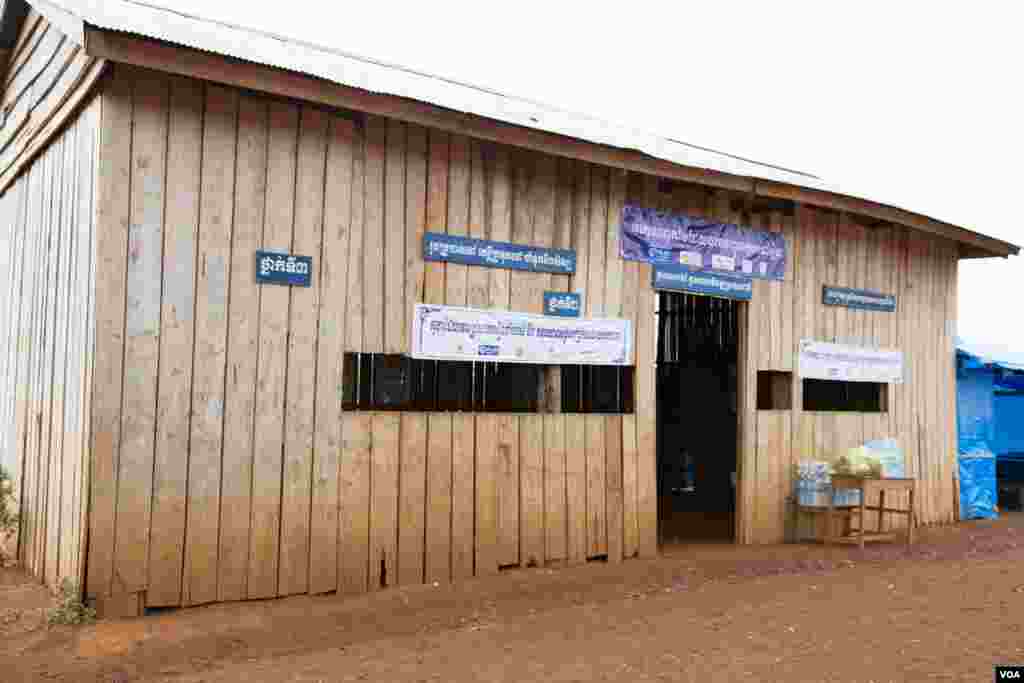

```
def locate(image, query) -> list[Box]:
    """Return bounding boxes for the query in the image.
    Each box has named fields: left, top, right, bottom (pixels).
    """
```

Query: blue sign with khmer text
left=652, top=263, right=752, bottom=301
left=423, top=232, right=575, bottom=274
left=543, top=291, right=582, bottom=317
left=255, top=250, right=313, bottom=287
left=822, top=286, right=896, bottom=313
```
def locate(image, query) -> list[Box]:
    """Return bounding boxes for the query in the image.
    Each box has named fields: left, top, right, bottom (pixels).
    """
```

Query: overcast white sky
left=171, top=0, right=1022, bottom=347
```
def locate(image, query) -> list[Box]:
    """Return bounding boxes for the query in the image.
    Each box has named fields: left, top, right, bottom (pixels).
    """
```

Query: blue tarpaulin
left=956, top=364, right=996, bottom=458
left=958, top=454, right=998, bottom=520
left=993, top=393, right=1024, bottom=456
left=958, top=338, right=1024, bottom=373
left=956, top=340, right=1001, bottom=519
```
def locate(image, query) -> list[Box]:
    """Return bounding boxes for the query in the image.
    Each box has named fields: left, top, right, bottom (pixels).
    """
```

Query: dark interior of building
left=656, top=292, right=739, bottom=544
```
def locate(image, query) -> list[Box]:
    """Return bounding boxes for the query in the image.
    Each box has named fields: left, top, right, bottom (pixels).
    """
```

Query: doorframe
left=734, top=300, right=754, bottom=545
left=651, top=290, right=748, bottom=548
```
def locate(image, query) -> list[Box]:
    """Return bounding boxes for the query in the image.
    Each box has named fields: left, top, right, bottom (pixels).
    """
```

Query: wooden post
left=858, top=484, right=867, bottom=550
left=908, top=487, right=915, bottom=545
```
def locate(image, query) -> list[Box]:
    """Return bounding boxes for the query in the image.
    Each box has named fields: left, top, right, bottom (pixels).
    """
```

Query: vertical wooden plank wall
left=148, top=76, right=201, bottom=607
left=81, top=63, right=962, bottom=608
left=84, top=65, right=652, bottom=607
left=744, top=203, right=960, bottom=543
left=0, top=94, right=99, bottom=592
left=641, top=188, right=957, bottom=543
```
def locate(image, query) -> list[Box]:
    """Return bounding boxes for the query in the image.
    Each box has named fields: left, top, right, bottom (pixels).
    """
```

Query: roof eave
left=68, top=21, right=1019, bottom=260
left=753, top=178, right=1019, bottom=259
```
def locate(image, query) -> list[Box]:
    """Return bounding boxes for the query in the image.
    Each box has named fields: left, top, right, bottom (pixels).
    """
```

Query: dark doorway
left=656, top=292, right=740, bottom=544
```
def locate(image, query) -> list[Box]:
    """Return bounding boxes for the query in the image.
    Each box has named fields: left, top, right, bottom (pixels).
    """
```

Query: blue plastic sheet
left=995, top=373, right=1024, bottom=393
left=959, top=453, right=998, bottom=520
left=957, top=367, right=995, bottom=456
left=993, top=393, right=1024, bottom=455
left=956, top=365, right=999, bottom=519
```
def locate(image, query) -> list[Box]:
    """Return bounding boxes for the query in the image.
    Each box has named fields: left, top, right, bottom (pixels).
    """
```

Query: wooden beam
left=755, top=180, right=1016, bottom=258
left=0, top=58, right=105, bottom=196
left=80, top=28, right=749, bottom=197
left=85, top=63, right=131, bottom=599
left=82, top=27, right=1018, bottom=259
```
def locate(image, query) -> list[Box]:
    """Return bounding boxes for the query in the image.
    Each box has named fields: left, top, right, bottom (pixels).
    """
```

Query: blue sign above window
left=652, top=263, right=752, bottom=301
left=823, top=286, right=896, bottom=312
left=423, top=232, right=575, bottom=274
left=543, top=291, right=582, bottom=317
left=255, top=250, right=313, bottom=287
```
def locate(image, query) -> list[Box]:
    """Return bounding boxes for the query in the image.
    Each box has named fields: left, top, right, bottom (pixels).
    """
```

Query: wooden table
left=796, top=476, right=916, bottom=548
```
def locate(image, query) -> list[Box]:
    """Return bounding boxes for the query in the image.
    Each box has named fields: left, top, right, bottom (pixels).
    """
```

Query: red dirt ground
left=4, top=516, right=1024, bottom=682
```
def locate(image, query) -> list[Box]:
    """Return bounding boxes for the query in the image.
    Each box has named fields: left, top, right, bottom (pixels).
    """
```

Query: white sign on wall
left=798, top=339, right=904, bottom=384
left=411, top=304, right=633, bottom=365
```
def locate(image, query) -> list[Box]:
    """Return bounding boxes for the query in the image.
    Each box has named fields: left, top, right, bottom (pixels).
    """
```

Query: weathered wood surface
left=2, top=89, right=98, bottom=593
left=0, top=14, right=105, bottom=196
left=64, top=62, right=961, bottom=609
left=84, top=24, right=1018, bottom=258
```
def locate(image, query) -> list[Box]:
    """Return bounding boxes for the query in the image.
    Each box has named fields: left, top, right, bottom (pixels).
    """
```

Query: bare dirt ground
left=4, top=516, right=1024, bottom=682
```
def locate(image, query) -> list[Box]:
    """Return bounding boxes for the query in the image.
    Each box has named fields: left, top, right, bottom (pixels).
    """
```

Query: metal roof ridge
left=105, top=0, right=825, bottom=184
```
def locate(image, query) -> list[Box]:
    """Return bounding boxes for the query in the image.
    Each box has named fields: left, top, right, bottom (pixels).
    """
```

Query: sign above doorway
left=651, top=263, right=753, bottom=301
left=620, top=203, right=786, bottom=280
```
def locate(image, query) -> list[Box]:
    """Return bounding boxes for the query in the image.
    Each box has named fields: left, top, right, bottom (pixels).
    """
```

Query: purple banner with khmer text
left=619, top=204, right=786, bottom=280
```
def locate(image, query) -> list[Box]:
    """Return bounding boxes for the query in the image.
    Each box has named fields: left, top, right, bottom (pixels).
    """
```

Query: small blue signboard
left=823, top=286, right=896, bottom=312
left=543, top=291, right=582, bottom=317
left=255, top=250, right=313, bottom=287
left=423, top=232, right=575, bottom=274
left=652, top=263, right=752, bottom=301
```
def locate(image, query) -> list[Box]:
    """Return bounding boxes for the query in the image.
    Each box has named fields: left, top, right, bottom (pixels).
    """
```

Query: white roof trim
left=28, top=0, right=82, bottom=44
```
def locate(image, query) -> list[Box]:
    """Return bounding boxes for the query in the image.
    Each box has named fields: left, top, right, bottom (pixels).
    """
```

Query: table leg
left=907, top=488, right=915, bottom=546
left=878, top=490, right=886, bottom=534
left=859, top=487, right=866, bottom=550
left=827, top=494, right=834, bottom=545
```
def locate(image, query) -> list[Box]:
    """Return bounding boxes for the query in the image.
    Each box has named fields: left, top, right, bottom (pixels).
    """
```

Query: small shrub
left=0, top=465, right=17, bottom=566
left=0, top=464, right=16, bottom=536
left=46, top=578, right=97, bottom=626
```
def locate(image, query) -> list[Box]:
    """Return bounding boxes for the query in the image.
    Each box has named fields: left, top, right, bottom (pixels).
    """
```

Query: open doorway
left=656, top=291, right=740, bottom=544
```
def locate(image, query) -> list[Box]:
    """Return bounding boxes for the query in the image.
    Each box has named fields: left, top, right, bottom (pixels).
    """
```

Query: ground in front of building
left=3, top=515, right=1024, bottom=682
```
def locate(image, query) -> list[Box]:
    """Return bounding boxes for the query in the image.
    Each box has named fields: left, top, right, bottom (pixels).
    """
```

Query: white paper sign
left=798, top=339, right=903, bottom=384
left=411, top=304, right=633, bottom=365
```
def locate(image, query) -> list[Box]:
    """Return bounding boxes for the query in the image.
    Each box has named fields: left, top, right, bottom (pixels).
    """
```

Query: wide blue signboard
left=652, top=263, right=753, bottom=301
left=620, top=203, right=785, bottom=280
left=543, top=291, right=582, bottom=317
left=823, top=286, right=897, bottom=313
left=423, top=232, right=575, bottom=274
left=255, top=250, right=313, bottom=287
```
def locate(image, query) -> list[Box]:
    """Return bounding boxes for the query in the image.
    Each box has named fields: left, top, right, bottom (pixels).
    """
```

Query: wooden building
left=0, top=1, right=1016, bottom=616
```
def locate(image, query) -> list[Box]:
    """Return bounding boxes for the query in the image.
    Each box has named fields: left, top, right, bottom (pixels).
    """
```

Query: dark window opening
left=757, top=371, right=793, bottom=410
left=561, top=366, right=635, bottom=414
left=483, top=362, right=539, bottom=413
left=802, top=378, right=887, bottom=412
left=341, top=353, right=633, bottom=413
left=373, top=354, right=411, bottom=409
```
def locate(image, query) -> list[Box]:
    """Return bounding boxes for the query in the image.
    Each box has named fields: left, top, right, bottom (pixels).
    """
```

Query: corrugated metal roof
left=958, top=338, right=1024, bottom=373
left=42, top=0, right=832, bottom=188
left=13, top=0, right=1022, bottom=256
